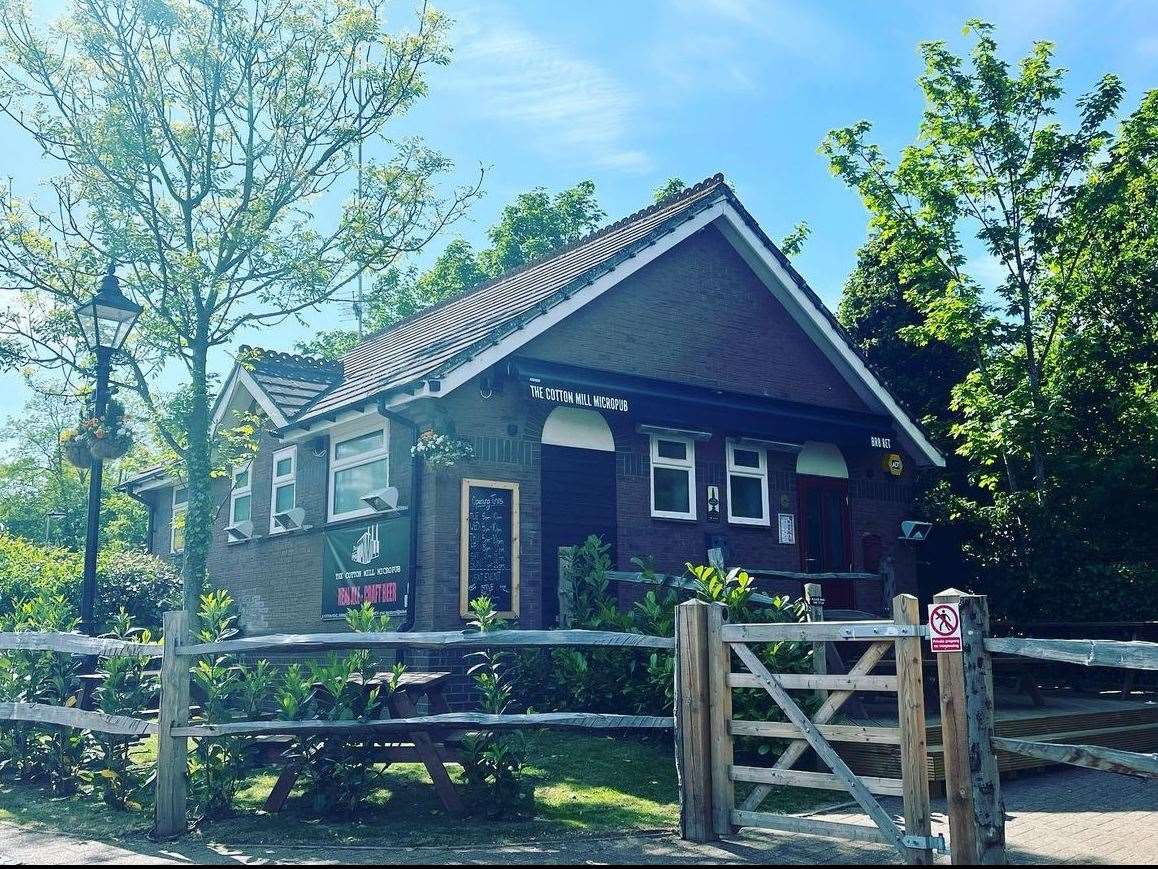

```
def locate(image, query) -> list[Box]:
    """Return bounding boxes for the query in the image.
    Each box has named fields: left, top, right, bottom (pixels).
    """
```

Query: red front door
left=797, top=474, right=853, bottom=607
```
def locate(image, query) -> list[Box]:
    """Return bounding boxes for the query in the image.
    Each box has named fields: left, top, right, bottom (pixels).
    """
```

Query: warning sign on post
left=927, top=602, right=962, bottom=653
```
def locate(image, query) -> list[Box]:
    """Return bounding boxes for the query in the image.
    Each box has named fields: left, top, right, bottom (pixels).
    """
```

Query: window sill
left=650, top=513, right=698, bottom=523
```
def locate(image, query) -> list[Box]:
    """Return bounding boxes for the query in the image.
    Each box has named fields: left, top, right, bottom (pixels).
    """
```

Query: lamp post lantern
left=74, top=263, right=141, bottom=636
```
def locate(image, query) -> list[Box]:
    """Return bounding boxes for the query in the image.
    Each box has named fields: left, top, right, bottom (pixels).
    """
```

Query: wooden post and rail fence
left=1, top=588, right=1156, bottom=861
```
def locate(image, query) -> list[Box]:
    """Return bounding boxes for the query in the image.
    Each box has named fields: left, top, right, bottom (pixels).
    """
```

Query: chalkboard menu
left=459, top=479, right=520, bottom=618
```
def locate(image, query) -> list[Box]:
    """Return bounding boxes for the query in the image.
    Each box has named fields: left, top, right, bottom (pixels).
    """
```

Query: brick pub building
left=124, top=174, right=943, bottom=646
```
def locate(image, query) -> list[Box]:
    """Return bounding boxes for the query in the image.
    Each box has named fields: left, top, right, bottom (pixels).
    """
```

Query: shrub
left=0, top=534, right=180, bottom=632
left=460, top=596, right=533, bottom=818
left=513, top=537, right=817, bottom=759
left=88, top=610, right=157, bottom=810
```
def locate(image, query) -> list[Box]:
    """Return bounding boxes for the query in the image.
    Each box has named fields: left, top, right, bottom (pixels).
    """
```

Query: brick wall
left=140, top=218, right=924, bottom=644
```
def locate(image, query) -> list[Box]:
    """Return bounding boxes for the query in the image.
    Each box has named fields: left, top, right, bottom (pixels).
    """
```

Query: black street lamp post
left=74, top=264, right=141, bottom=636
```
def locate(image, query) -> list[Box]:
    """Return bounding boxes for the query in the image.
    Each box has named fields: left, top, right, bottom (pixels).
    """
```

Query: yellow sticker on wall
left=883, top=452, right=904, bottom=477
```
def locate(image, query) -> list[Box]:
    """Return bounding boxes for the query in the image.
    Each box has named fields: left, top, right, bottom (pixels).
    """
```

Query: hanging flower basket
left=89, top=429, right=134, bottom=460
left=60, top=430, right=92, bottom=469
left=61, top=399, right=135, bottom=465
left=411, top=428, right=475, bottom=470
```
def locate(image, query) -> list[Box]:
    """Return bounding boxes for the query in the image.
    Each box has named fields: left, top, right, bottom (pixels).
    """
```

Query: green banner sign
left=322, top=516, right=411, bottom=621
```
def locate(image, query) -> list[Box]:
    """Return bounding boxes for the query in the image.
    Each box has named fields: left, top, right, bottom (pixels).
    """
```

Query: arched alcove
left=541, top=406, right=615, bottom=452
left=795, top=441, right=848, bottom=479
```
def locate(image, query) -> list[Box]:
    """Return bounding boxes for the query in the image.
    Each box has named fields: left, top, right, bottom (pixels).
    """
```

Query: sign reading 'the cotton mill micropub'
left=321, top=516, right=411, bottom=620
left=528, top=381, right=630, bottom=413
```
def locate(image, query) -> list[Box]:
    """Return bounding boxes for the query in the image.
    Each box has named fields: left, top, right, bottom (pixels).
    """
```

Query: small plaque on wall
left=778, top=513, right=796, bottom=545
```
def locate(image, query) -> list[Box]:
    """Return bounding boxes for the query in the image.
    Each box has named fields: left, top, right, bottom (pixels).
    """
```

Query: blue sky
left=1, top=0, right=1156, bottom=427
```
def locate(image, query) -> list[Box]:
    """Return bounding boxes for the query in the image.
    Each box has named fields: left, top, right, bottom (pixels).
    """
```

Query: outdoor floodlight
left=362, top=487, right=400, bottom=512
left=273, top=507, right=307, bottom=531
left=899, top=520, right=933, bottom=542
left=226, top=520, right=254, bottom=541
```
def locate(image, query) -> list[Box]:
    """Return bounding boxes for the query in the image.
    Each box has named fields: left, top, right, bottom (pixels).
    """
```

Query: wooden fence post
left=935, top=589, right=1006, bottom=865
left=155, top=610, right=190, bottom=840
left=705, top=602, right=733, bottom=837
left=893, top=594, right=932, bottom=865
left=805, top=582, right=827, bottom=704
left=675, top=599, right=714, bottom=843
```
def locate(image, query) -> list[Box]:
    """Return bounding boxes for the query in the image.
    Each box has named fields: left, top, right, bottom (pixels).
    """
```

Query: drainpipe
left=376, top=399, right=421, bottom=636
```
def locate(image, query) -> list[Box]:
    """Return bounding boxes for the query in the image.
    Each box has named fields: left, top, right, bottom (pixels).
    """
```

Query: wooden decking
left=836, top=694, right=1158, bottom=782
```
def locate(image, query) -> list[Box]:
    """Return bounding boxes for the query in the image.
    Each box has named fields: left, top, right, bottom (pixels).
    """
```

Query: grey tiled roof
left=237, top=347, right=343, bottom=421
left=291, top=173, right=731, bottom=424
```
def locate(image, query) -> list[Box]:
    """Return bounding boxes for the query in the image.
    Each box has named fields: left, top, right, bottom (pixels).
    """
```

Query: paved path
left=0, top=767, right=1154, bottom=864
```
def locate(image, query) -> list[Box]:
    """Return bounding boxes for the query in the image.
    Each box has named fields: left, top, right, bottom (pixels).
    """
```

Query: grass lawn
left=0, top=732, right=829, bottom=847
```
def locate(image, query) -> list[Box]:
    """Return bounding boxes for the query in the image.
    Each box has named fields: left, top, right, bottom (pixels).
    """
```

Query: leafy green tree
left=838, top=234, right=970, bottom=445
left=652, top=177, right=687, bottom=203
left=0, top=388, right=147, bottom=550
left=826, top=20, right=1157, bottom=618
left=477, top=181, right=604, bottom=277
left=822, top=19, right=1124, bottom=498
left=0, top=0, right=480, bottom=621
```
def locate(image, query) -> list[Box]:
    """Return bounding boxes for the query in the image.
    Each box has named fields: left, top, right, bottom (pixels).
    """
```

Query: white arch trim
left=796, top=441, right=848, bottom=479
left=541, top=406, right=615, bottom=452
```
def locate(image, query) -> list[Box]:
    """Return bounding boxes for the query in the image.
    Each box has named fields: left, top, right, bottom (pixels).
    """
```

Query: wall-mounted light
left=899, top=520, right=932, bottom=542
left=362, top=486, right=400, bottom=512
left=226, top=520, right=254, bottom=542
left=273, top=507, right=308, bottom=531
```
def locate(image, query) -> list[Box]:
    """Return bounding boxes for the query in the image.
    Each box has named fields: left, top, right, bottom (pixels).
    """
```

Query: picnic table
left=261, top=670, right=465, bottom=814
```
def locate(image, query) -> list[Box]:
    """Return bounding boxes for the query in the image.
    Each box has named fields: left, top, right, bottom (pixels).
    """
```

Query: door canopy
left=541, top=406, right=615, bottom=452
left=796, top=441, right=848, bottom=479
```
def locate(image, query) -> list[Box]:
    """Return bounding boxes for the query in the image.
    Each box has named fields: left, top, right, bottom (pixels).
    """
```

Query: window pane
left=234, top=466, right=250, bottom=489
left=335, top=430, right=383, bottom=460
left=333, top=457, right=388, bottom=514
left=274, top=482, right=295, bottom=514
left=174, top=487, right=188, bottom=506
left=232, top=494, right=251, bottom=523
left=275, top=456, right=293, bottom=477
left=656, top=439, right=687, bottom=461
left=730, top=474, right=764, bottom=519
left=654, top=466, right=690, bottom=514
left=732, top=447, right=760, bottom=469
left=172, top=523, right=185, bottom=552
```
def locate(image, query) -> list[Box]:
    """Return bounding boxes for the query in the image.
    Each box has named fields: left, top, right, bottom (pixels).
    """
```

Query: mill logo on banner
left=351, top=524, right=380, bottom=565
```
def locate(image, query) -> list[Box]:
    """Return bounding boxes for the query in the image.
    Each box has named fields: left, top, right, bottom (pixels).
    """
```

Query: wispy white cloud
left=650, top=0, right=861, bottom=94
left=442, top=10, right=651, bottom=173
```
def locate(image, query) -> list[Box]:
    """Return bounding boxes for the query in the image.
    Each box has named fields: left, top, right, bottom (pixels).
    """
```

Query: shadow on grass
left=0, top=733, right=831, bottom=850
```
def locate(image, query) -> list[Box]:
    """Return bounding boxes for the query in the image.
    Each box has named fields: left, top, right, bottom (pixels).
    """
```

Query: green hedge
left=0, top=534, right=180, bottom=632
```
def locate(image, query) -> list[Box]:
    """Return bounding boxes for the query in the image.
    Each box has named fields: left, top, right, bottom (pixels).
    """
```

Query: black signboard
left=459, top=479, right=520, bottom=618
left=322, top=516, right=411, bottom=621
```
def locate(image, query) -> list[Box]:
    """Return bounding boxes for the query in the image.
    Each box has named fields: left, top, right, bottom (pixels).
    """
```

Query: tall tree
left=0, top=0, right=480, bottom=619
left=822, top=19, right=1123, bottom=499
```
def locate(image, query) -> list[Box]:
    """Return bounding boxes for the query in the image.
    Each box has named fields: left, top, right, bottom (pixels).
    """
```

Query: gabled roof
left=237, top=346, right=343, bottom=421
left=192, top=173, right=943, bottom=469
left=295, top=173, right=731, bottom=424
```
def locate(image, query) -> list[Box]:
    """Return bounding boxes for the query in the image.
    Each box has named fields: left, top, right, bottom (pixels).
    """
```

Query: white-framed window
left=650, top=434, right=696, bottom=520
left=269, top=445, right=297, bottom=533
left=228, top=461, right=252, bottom=528
left=726, top=439, right=770, bottom=526
left=328, top=418, right=389, bottom=521
left=170, top=486, right=188, bottom=554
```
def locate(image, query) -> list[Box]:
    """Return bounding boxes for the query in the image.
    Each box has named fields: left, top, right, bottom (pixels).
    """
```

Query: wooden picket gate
left=674, top=595, right=943, bottom=864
